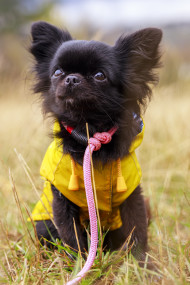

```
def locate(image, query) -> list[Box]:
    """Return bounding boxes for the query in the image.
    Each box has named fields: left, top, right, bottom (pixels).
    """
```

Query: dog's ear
left=30, top=21, right=72, bottom=94
left=30, top=21, right=72, bottom=63
left=114, top=28, right=162, bottom=107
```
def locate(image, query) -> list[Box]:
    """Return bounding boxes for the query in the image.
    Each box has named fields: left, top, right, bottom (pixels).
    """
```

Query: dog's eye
left=94, top=72, right=106, bottom=81
left=53, top=69, right=64, bottom=77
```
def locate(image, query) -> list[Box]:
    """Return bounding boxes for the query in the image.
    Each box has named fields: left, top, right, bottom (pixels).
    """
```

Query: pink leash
left=66, top=126, right=118, bottom=285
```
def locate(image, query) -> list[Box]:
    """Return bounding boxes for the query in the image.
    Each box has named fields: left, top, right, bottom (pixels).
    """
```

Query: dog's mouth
left=55, top=83, right=99, bottom=110
left=65, top=97, right=74, bottom=107
left=55, top=94, right=76, bottom=108
left=55, top=90, right=97, bottom=112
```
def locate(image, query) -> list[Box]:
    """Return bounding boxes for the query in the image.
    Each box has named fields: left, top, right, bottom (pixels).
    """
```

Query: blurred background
left=0, top=1, right=190, bottom=282
left=1, top=0, right=190, bottom=93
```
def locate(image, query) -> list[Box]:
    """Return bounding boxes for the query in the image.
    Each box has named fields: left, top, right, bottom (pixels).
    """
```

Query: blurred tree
left=0, top=0, right=56, bottom=35
left=0, top=0, right=62, bottom=89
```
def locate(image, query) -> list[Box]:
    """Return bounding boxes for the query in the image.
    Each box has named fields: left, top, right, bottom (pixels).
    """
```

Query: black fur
left=31, top=21, right=162, bottom=264
left=36, top=219, right=59, bottom=248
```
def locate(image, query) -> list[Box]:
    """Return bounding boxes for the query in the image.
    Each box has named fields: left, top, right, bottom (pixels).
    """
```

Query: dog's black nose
left=65, top=75, right=81, bottom=86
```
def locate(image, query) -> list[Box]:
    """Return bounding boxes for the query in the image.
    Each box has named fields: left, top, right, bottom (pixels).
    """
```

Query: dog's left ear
left=114, top=28, right=162, bottom=105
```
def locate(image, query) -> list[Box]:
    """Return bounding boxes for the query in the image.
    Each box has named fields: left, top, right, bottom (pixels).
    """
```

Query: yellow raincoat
left=30, top=121, right=144, bottom=230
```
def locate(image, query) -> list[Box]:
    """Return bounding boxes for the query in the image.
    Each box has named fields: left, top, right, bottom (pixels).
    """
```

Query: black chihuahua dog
left=30, top=21, right=162, bottom=266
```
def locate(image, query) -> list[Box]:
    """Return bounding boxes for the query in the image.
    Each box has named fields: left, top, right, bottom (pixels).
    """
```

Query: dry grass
left=0, top=79, right=189, bottom=284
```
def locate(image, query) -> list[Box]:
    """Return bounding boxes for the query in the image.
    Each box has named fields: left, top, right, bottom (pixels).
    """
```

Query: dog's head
left=30, top=21, right=162, bottom=127
left=30, top=21, right=162, bottom=162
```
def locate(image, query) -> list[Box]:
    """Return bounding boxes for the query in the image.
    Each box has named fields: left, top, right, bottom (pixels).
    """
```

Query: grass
left=0, top=79, right=189, bottom=284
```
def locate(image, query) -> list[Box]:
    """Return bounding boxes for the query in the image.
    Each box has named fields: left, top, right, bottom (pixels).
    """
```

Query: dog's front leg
left=51, top=185, right=87, bottom=254
left=105, top=186, right=150, bottom=265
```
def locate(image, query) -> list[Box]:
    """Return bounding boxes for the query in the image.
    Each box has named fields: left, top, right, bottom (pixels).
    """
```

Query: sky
left=54, top=0, right=190, bottom=29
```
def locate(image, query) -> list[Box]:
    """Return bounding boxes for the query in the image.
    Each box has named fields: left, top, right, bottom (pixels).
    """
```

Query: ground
left=0, top=80, right=189, bottom=284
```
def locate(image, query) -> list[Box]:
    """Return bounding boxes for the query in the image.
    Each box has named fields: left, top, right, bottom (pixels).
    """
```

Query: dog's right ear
left=30, top=21, right=72, bottom=63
